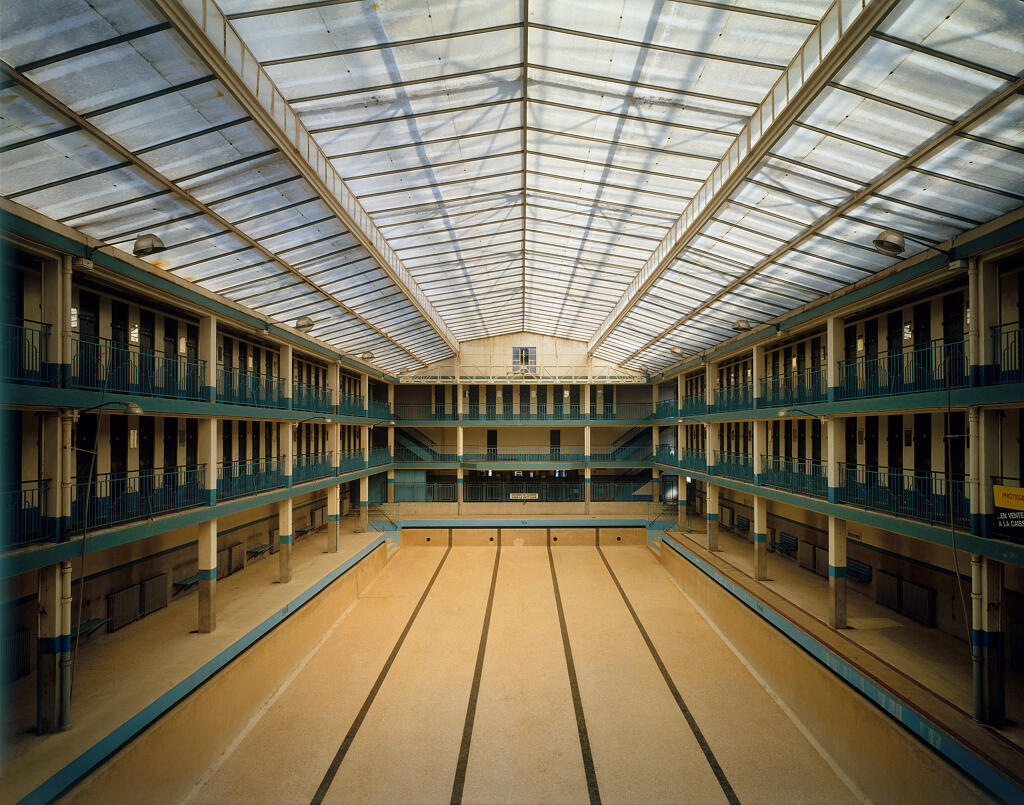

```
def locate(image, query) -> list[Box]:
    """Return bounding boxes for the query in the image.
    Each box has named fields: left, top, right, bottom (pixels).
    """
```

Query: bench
left=172, top=573, right=200, bottom=592
left=848, top=558, right=872, bottom=584
left=247, top=543, right=272, bottom=560
left=295, top=522, right=317, bottom=541
left=70, top=617, right=110, bottom=640
left=774, top=532, right=798, bottom=556
left=734, top=515, right=750, bottom=533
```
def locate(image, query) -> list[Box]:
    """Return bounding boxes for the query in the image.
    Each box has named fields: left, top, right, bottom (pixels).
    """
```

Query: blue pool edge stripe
left=19, top=534, right=386, bottom=805
left=659, top=532, right=1022, bottom=805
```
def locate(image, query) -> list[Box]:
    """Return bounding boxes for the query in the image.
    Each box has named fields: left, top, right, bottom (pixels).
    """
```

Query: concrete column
left=456, top=383, right=463, bottom=416
left=199, top=417, right=217, bottom=506
left=60, top=412, right=73, bottom=541
left=361, top=425, right=370, bottom=466
left=582, top=383, right=590, bottom=418
left=828, top=515, right=848, bottom=629
left=974, top=408, right=1000, bottom=538
left=652, top=467, right=661, bottom=504
left=278, top=499, right=293, bottom=583
left=677, top=475, right=688, bottom=530
left=360, top=373, right=370, bottom=415
left=329, top=361, right=341, bottom=414
left=971, top=256, right=999, bottom=385
left=651, top=382, right=658, bottom=416
left=826, top=416, right=843, bottom=503
left=753, top=495, right=768, bottom=581
left=42, top=258, right=65, bottom=384
left=36, top=563, right=62, bottom=733
left=41, top=412, right=64, bottom=541
left=982, top=557, right=1006, bottom=725
left=457, top=467, right=464, bottom=513
left=652, top=424, right=659, bottom=459
left=58, top=560, right=71, bottom=731
left=584, top=467, right=591, bottom=513
left=705, top=421, right=720, bottom=472
left=826, top=315, right=843, bottom=401
left=358, top=475, right=369, bottom=532
left=197, top=519, right=217, bottom=633
left=199, top=315, right=217, bottom=402
left=457, top=425, right=464, bottom=460
left=283, top=420, right=294, bottom=488
left=706, top=483, right=719, bottom=551
left=387, top=469, right=395, bottom=503
left=753, top=417, right=766, bottom=484
left=584, top=425, right=591, bottom=461
left=281, top=344, right=293, bottom=409
left=387, top=381, right=395, bottom=416
left=60, top=258, right=73, bottom=385
left=752, top=343, right=765, bottom=408
left=327, top=483, right=341, bottom=553
left=705, top=361, right=718, bottom=411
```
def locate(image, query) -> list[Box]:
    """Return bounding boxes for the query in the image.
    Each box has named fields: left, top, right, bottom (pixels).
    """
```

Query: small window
left=512, top=346, right=537, bottom=373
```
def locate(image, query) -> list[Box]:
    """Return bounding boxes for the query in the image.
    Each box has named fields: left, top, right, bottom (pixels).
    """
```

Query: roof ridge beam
left=587, top=0, right=903, bottom=355
left=152, top=0, right=459, bottom=354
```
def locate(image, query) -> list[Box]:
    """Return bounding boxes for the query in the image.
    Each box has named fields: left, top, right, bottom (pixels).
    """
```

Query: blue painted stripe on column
left=327, top=514, right=340, bottom=522
left=972, top=629, right=986, bottom=648
left=706, top=513, right=718, bottom=521
left=204, top=386, right=215, bottom=403
left=456, top=477, right=464, bottom=483
left=585, top=477, right=591, bottom=483
left=197, top=568, right=216, bottom=581
left=660, top=534, right=1023, bottom=805
left=359, top=500, right=368, bottom=507
left=828, top=565, right=847, bottom=578
left=278, top=533, right=293, bottom=544
left=38, top=635, right=72, bottom=654
left=387, top=478, right=394, bottom=484
left=753, top=532, right=767, bottom=543
left=207, top=490, right=217, bottom=507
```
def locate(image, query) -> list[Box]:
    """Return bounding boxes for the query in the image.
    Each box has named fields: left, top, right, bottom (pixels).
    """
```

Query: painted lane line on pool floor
left=596, top=546, right=740, bottom=805
left=310, top=540, right=453, bottom=805
left=548, top=539, right=602, bottom=805
left=450, top=534, right=502, bottom=805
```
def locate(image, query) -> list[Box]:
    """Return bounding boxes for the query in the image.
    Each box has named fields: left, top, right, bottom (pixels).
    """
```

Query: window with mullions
left=512, top=347, right=537, bottom=373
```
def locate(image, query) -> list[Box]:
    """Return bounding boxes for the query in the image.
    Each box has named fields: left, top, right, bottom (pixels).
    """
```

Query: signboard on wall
left=993, top=485, right=1024, bottom=542
left=509, top=492, right=539, bottom=500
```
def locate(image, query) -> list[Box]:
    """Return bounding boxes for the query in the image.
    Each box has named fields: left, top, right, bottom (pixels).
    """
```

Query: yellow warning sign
left=994, top=485, right=1024, bottom=512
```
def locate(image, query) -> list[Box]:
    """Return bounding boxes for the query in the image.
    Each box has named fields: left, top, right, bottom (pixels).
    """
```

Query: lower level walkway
left=189, top=542, right=859, bottom=805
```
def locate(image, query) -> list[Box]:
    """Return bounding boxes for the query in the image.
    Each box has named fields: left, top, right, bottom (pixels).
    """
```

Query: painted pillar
left=826, top=416, right=844, bottom=504
left=278, top=498, right=293, bottom=583
left=281, top=343, right=293, bottom=409
left=971, top=256, right=999, bottom=386
left=360, top=372, right=370, bottom=416
left=828, top=515, right=848, bottom=629
left=651, top=382, right=658, bottom=417
left=652, top=467, right=661, bottom=505
left=982, top=557, right=1006, bottom=726
left=457, top=425, right=464, bottom=462
left=197, top=518, right=217, bottom=633
left=41, top=257, right=65, bottom=384
left=584, top=467, right=591, bottom=513
left=753, top=495, right=768, bottom=581
left=199, top=315, right=217, bottom=402
left=753, top=416, right=766, bottom=486
left=456, top=382, right=463, bottom=417
left=60, top=412, right=73, bottom=541
left=58, top=559, right=71, bottom=731
left=582, top=382, right=590, bottom=419
left=706, top=482, right=719, bottom=551
left=40, top=412, right=64, bottom=541
left=199, top=416, right=217, bottom=506
left=358, top=475, right=369, bottom=533
left=584, top=425, right=591, bottom=512
left=826, top=314, right=844, bottom=401
left=705, top=421, right=720, bottom=474
left=974, top=407, right=999, bottom=538
left=328, top=361, right=341, bottom=415
left=705, top=360, right=718, bottom=412
left=36, top=563, right=63, bottom=733
left=327, top=483, right=341, bottom=553
left=457, top=467, right=464, bottom=513
left=752, top=343, right=764, bottom=409
left=361, top=425, right=370, bottom=467
left=283, top=419, right=294, bottom=488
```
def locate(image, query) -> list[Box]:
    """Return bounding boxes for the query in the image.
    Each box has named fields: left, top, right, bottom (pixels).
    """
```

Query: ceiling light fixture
left=132, top=233, right=166, bottom=257
left=294, top=315, right=315, bottom=332
left=732, top=319, right=752, bottom=332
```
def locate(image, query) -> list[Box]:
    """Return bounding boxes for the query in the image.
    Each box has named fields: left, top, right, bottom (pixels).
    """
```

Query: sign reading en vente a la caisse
left=993, top=485, right=1024, bottom=541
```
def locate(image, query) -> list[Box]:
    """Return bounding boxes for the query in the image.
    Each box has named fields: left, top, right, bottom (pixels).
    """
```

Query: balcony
left=217, top=368, right=284, bottom=408
left=463, top=404, right=590, bottom=422
left=760, top=368, right=827, bottom=407
left=292, top=381, right=332, bottom=413
left=463, top=482, right=584, bottom=502
left=293, top=452, right=333, bottom=483
left=72, top=335, right=205, bottom=400
left=368, top=447, right=392, bottom=467
left=217, top=458, right=284, bottom=500
left=591, top=481, right=653, bottom=502
left=589, top=446, right=654, bottom=465
left=394, top=482, right=458, bottom=502
left=336, top=392, right=365, bottom=417
left=0, top=321, right=50, bottom=386
left=679, top=395, right=706, bottom=417
left=461, top=447, right=587, bottom=464
left=337, top=449, right=366, bottom=473
left=994, top=323, right=1022, bottom=384
left=714, top=451, right=754, bottom=482
left=393, top=445, right=460, bottom=464
left=393, top=404, right=457, bottom=421
left=761, top=456, right=827, bottom=498
left=837, top=463, right=969, bottom=529
left=367, top=399, right=392, bottom=419
left=714, top=383, right=753, bottom=412
left=3, top=480, right=49, bottom=548
left=70, top=466, right=206, bottom=533
left=836, top=338, right=968, bottom=400
left=655, top=447, right=707, bottom=472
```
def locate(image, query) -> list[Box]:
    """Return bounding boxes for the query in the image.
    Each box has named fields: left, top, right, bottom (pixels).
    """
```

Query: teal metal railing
left=679, top=395, right=706, bottom=416
left=367, top=399, right=392, bottom=419
left=217, top=458, right=284, bottom=500
left=0, top=321, right=50, bottom=386
left=72, top=335, right=205, bottom=400
left=761, top=455, right=827, bottom=498
left=994, top=323, right=1022, bottom=384
left=393, top=403, right=457, bottom=420
left=394, top=482, right=458, bottom=502
left=461, top=446, right=587, bottom=463
left=591, top=482, right=652, bottom=502
left=714, top=383, right=753, bottom=412
left=292, top=381, right=332, bottom=413
left=760, top=368, right=827, bottom=407
left=393, top=445, right=459, bottom=463
left=655, top=447, right=707, bottom=472
left=368, top=447, right=392, bottom=466
left=463, top=482, right=584, bottom=502
left=837, top=338, right=968, bottom=399
left=293, top=451, right=333, bottom=483
left=337, top=392, right=366, bottom=416
left=463, top=404, right=589, bottom=421
left=714, top=451, right=754, bottom=482
left=2, top=480, right=49, bottom=548
left=589, top=445, right=654, bottom=464
left=337, top=449, right=366, bottom=473
left=70, top=466, right=206, bottom=532
left=837, top=463, right=969, bottom=528
left=217, top=368, right=284, bottom=408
